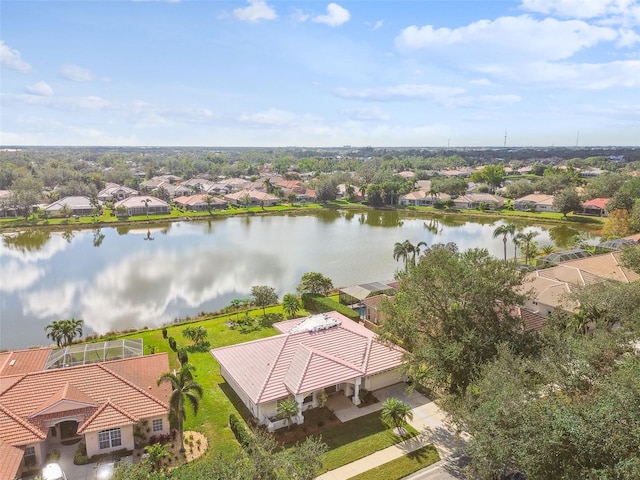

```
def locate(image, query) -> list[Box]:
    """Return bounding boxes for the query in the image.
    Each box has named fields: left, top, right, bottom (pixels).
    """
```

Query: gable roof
left=77, top=399, right=138, bottom=433
left=582, top=197, right=609, bottom=209
left=0, top=354, right=170, bottom=447
left=0, top=441, right=24, bottom=480
left=212, top=312, right=405, bottom=404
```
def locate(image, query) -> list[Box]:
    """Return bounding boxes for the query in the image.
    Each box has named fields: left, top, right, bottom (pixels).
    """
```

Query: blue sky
left=1, top=0, right=639, bottom=147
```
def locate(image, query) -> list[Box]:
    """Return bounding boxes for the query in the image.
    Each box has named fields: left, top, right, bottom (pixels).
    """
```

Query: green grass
left=115, top=306, right=297, bottom=456
left=347, top=445, right=440, bottom=480
left=319, top=413, right=419, bottom=473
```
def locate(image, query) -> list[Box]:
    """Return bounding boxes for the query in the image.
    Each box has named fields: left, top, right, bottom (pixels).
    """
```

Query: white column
left=294, top=394, right=305, bottom=425
left=352, top=377, right=362, bottom=406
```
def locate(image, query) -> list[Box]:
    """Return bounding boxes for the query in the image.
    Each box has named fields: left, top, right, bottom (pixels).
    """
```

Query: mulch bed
left=273, top=407, right=341, bottom=444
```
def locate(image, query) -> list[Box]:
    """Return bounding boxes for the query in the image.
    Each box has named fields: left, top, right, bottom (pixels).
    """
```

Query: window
left=98, top=428, right=122, bottom=450
left=152, top=419, right=163, bottom=433
left=24, top=446, right=36, bottom=466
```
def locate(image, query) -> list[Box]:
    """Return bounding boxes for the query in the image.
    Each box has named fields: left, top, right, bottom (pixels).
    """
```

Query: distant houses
left=114, top=195, right=170, bottom=216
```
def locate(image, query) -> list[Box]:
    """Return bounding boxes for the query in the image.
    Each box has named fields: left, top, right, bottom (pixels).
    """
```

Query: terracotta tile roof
left=212, top=312, right=405, bottom=404
left=103, top=354, right=172, bottom=404
left=0, top=354, right=169, bottom=447
left=0, top=403, right=46, bottom=446
left=515, top=194, right=555, bottom=205
left=29, top=382, right=97, bottom=417
left=582, top=198, right=609, bottom=209
left=0, top=348, right=52, bottom=376
left=78, top=399, right=138, bottom=433
left=0, top=441, right=24, bottom=480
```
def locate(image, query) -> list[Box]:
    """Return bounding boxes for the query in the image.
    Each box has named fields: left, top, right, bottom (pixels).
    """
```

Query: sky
left=1, top=0, right=639, bottom=147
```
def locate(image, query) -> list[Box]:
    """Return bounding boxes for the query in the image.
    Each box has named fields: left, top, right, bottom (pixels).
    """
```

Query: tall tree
left=141, top=198, right=151, bottom=218
left=11, top=175, right=43, bottom=218
left=382, top=244, right=526, bottom=395
left=492, top=223, right=517, bottom=261
left=552, top=187, right=582, bottom=218
left=157, top=363, right=203, bottom=452
left=251, top=285, right=278, bottom=316
left=45, top=318, right=83, bottom=347
left=514, top=230, right=539, bottom=264
left=392, top=240, right=413, bottom=271
left=296, top=272, right=333, bottom=295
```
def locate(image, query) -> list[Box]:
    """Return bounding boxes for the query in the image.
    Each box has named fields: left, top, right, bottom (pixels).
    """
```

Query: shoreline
left=0, top=203, right=605, bottom=235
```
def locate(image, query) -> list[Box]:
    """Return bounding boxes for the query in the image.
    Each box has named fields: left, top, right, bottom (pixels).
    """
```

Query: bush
left=260, top=312, right=284, bottom=328
left=162, top=327, right=168, bottom=339
left=46, top=449, right=61, bottom=462
left=229, top=414, right=251, bottom=449
left=74, top=442, right=89, bottom=465
left=301, top=294, right=360, bottom=321
left=148, top=430, right=177, bottom=446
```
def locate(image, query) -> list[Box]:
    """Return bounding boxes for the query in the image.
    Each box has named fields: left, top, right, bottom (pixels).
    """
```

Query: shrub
left=162, top=327, right=168, bottom=339
left=301, top=294, right=360, bottom=320
left=74, top=442, right=89, bottom=465
left=260, top=312, right=284, bottom=327
left=229, top=414, right=251, bottom=449
left=46, top=449, right=61, bottom=462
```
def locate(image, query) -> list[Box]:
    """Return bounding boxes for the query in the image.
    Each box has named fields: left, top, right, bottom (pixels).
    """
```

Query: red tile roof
left=0, top=354, right=169, bottom=448
left=582, top=198, right=609, bottom=209
left=212, top=312, right=405, bottom=404
left=0, top=441, right=24, bottom=480
left=78, top=399, right=138, bottom=433
left=0, top=348, right=52, bottom=377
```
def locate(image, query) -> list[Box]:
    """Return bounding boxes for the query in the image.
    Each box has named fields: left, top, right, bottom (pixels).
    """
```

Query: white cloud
left=2, top=93, right=110, bottom=110
left=313, top=3, right=351, bottom=27
left=22, top=282, right=80, bottom=319
left=520, top=0, right=640, bottom=21
left=239, top=108, right=296, bottom=125
left=373, top=20, right=384, bottom=30
left=470, top=78, right=494, bottom=86
left=59, top=64, right=95, bottom=82
left=478, top=59, right=640, bottom=89
left=0, top=41, right=32, bottom=72
left=342, top=106, right=390, bottom=121
left=334, top=84, right=466, bottom=101
left=291, top=8, right=310, bottom=22
left=0, top=261, right=44, bottom=293
left=233, top=0, right=277, bottom=23
left=24, top=81, right=53, bottom=97
left=396, top=15, right=621, bottom=62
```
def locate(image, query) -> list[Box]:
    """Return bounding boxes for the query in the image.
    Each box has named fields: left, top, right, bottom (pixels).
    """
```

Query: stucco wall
left=84, top=424, right=134, bottom=459
left=364, top=368, right=405, bottom=391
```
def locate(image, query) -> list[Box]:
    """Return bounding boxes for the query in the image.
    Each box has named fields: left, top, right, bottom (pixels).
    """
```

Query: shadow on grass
left=218, top=382, right=256, bottom=426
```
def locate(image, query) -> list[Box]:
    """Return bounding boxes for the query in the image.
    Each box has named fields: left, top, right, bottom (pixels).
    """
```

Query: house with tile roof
left=581, top=197, right=609, bottom=216
left=211, top=312, right=406, bottom=431
left=114, top=195, right=170, bottom=216
left=173, top=194, right=227, bottom=212
left=0, top=353, right=171, bottom=479
left=514, top=194, right=557, bottom=212
left=224, top=190, right=280, bottom=207
left=97, top=183, right=139, bottom=202
left=43, top=196, right=94, bottom=217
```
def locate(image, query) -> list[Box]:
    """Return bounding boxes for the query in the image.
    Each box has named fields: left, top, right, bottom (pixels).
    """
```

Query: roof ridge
left=361, top=338, right=373, bottom=373
left=256, top=337, right=289, bottom=403
left=0, top=402, right=46, bottom=441
left=96, top=363, right=168, bottom=410
left=286, top=345, right=314, bottom=394
left=303, top=344, right=362, bottom=374
left=78, top=399, right=139, bottom=434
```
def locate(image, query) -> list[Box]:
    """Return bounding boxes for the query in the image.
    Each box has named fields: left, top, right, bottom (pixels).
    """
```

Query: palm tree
left=45, top=318, right=83, bottom=347
left=141, top=198, right=151, bottom=218
left=204, top=195, right=215, bottom=215
left=277, top=397, right=299, bottom=429
left=514, top=231, right=539, bottom=264
left=380, top=398, right=413, bottom=436
left=413, top=241, right=428, bottom=264
left=263, top=178, right=275, bottom=194
left=228, top=299, right=242, bottom=321
left=493, top=223, right=517, bottom=261
left=157, top=363, right=203, bottom=452
left=45, top=320, right=66, bottom=347
left=393, top=240, right=415, bottom=271
left=282, top=293, right=301, bottom=319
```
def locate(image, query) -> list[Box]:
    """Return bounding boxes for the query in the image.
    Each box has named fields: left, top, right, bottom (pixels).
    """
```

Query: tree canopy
left=296, top=272, right=333, bottom=296
left=251, top=285, right=279, bottom=316
left=381, top=243, right=529, bottom=395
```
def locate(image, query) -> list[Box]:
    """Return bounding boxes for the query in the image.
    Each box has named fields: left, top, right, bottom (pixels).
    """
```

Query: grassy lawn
left=115, top=305, right=300, bottom=456
left=319, top=413, right=419, bottom=473
left=347, top=445, right=441, bottom=480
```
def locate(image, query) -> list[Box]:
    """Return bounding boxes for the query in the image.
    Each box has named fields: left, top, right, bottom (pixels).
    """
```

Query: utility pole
left=576, top=130, right=580, bottom=147
left=503, top=129, right=507, bottom=148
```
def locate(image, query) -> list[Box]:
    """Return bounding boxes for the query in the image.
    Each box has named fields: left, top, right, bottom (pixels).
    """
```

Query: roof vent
left=9, top=359, right=16, bottom=367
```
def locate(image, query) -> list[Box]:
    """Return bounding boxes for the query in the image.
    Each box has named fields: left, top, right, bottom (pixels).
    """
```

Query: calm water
left=0, top=211, right=597, bottom=349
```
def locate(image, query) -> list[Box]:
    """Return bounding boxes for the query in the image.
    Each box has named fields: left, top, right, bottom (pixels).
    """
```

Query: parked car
left=42, top=463, right=67, bottom=480
left=95, top=461, right=117, bottom=480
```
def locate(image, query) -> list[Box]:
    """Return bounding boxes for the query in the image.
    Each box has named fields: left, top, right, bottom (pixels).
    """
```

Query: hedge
left=229, top=414, right=251, bottom=449
left=301, top=294, right=360, bottom=321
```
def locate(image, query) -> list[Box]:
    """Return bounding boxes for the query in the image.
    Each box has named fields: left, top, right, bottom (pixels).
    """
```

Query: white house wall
left=84, top=424, right=134, bottom=459
left=220, top=365, right=259, bottom=419
left=364, top=368, right=405, bottom=391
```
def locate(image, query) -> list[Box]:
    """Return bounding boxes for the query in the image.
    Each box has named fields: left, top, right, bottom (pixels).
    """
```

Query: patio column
left=352, top=377, right=362, bottom=406
left=294, top=394, right=305, bottom=425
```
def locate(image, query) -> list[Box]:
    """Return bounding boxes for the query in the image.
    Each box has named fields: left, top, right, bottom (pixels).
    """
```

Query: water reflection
left=0, top=211, right=602, bottom=349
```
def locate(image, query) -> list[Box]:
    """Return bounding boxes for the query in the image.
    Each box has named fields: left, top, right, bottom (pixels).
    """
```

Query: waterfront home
left=97, top=183, right=138, bottom=202
left=113, top=195, right=170, bottom=216
left=43, top=196, right=94, bottom=217
left=224, top=190, right=279, bottom=207
left=581, top=198, right=609, bottom=216
left=0, top=351, right=171, bottom=479
left=514, top=194, right=557, bottom=212
left=212, top=312, right=406, bottom=431
left=398, top=190, right=451, bottom=206
left=451, top=193, right=506, bottom=210
left=173, top=194, right=227, bottom=212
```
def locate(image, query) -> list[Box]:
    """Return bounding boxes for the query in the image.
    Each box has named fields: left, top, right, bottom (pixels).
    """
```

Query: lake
left=0, top=210, right=598, bottom=350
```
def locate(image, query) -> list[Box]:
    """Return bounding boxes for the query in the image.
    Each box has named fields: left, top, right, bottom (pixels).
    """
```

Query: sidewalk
left=316, top=384, right=467, bottom=480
